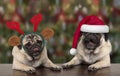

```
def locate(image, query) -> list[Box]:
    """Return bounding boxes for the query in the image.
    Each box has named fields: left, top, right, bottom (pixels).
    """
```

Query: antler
left=6, top=21, right=24, bottom=34
left=30, top=14, right=43, bottom=32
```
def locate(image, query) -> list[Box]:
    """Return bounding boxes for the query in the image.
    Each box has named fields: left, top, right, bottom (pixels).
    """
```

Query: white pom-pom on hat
left=70, top=48, right=77, bottom=55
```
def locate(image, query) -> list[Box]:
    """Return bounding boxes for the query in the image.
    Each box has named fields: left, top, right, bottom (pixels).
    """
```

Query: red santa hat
left=70, top=15, right=109, bottom=55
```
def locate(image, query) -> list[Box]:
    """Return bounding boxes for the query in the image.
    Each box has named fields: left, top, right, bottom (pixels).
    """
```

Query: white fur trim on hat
left=81, top=24, right=109, bottom=33
left=70, top=48, right=77, bottom=55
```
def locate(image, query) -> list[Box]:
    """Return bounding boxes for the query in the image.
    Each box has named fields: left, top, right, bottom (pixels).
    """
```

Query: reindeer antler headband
left=7, top=13, right=54, bottom=48
left=6, top=14, right=45, bottom=51
left=6, top=14, right=42, bottom=34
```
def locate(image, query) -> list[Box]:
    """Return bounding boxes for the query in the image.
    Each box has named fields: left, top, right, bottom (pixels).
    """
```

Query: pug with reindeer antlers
left=6, top=14, right=62, bottom=73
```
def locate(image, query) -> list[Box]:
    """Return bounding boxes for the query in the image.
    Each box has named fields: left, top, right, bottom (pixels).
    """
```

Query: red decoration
left=6, top=13, right=43, bottom=34
left=53, top=8, right=66, bottom=22
left=92, top=0, right=100, bottom=5
left=112, top=7, right=120, bottom=15
left=10, top=0, right=16, bottom=4
left=6, top=21, right=24, bottom=34
left=97, top=11, right=109, bottom=24
left=30, top=14, right=43, bottom=32
left=0, top=14, right=5, bottom=24
left=12, top=9, right=25, bottom=23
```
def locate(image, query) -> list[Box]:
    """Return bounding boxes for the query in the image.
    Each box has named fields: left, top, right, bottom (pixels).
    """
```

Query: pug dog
left=8, top=28, right=61, bottom=73
left=62, top=32, right=112, bottom=71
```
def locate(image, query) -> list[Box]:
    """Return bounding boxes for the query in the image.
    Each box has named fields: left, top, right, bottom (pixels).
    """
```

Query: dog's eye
left=90, top=39, right=96, bottom=43
left=84, top=39, right=89, bottom=43
left=27, top=42, right=31, bottom=45
left=37, top=40, right=42, bottom=46
left=25, top=42, right=31, bottom=49
left=83, top=32, right=89, bottom=36
left=95, top=33, right=101, bottom=38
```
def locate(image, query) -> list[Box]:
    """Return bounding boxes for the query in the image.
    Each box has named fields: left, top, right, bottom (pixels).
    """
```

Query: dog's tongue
left=33, top=48, right=39, bottom=52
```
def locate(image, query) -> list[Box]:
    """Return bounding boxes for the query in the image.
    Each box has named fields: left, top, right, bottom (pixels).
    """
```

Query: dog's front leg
left=12, top=47, right=33, bottom=63
left=62, top=55, right=82, bottom=69
left=40, top=47, right=62, bottom=71
left=88, top=55, right=110, bottom=71
left=13, top=59, right=36, bottom=73
left=43, top=59, right=62, bottom=71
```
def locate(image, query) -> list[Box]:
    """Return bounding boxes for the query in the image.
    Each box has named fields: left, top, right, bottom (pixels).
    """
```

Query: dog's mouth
left=86, top=42, right=96, bottom=50
left=24, top=42, right=44, bottom=58
left=28, top=46, right=41, bottom=57
left=32, top=47, right=41, bottom=56
left=83, top=40, right=100, bottom=51
left=82, top=33, right=101, bottom=51
left=83, top=37, right=100, bottom=51
left=28, top=46, right=42, bottom=59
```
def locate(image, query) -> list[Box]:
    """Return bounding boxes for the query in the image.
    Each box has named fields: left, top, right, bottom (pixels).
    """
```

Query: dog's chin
left=85, top=49, right=94, bottom=53
left=25, top=49, right=41, bottom=60
left=86, top=43, right=95, bottom=49
left=33, top=55, right=40, bottom=60
left=85, top=47, right=95, bottom=53
left=32, top=52, right=41, bottom=60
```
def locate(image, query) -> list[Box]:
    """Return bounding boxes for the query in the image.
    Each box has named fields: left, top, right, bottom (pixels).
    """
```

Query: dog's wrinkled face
left=82, top=32, right=102, bottom=51
left=22, top=33, right=44, bottom=59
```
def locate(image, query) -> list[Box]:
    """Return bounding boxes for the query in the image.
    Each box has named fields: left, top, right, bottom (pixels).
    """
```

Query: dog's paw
left=23, top=67, right=36, bottom=73
left=49, top=65, right=62, bottom=71
left=62, top=63, right=74, bottom=69
left=50, top=66, right=62, bottom=71
left=88, top=65, right=99, bottom=71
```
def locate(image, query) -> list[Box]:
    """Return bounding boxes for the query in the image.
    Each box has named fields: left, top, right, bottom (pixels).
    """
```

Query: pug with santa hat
left=62, top=15, right=112, bottom=71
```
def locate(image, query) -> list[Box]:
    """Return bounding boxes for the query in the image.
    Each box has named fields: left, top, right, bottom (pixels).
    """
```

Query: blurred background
left=0, top=0, right=120, bottom=63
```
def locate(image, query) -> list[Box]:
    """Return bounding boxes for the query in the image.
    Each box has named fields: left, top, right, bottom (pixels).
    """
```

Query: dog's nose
left=88, top=42, right=94, bottom=46
left=33, top=48, right=39, bottom=52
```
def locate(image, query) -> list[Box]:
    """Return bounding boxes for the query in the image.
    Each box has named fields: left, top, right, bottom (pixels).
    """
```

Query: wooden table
left=0, top=64, right=120, bottom=76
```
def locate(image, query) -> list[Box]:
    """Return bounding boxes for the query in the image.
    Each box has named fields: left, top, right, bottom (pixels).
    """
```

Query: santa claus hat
left=70, top=15, right=109, bottom=55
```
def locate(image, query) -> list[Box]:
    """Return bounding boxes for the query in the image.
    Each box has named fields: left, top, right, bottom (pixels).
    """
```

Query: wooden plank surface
left=0, top=64, right=120, bottom=76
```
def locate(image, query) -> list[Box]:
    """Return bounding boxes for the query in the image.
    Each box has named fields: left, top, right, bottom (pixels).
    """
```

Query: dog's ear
left=104, top=33, right=108, bottom=41
left=8, top=36, right=21, bottom=46
left=41, top=28, right=54, bottom=40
